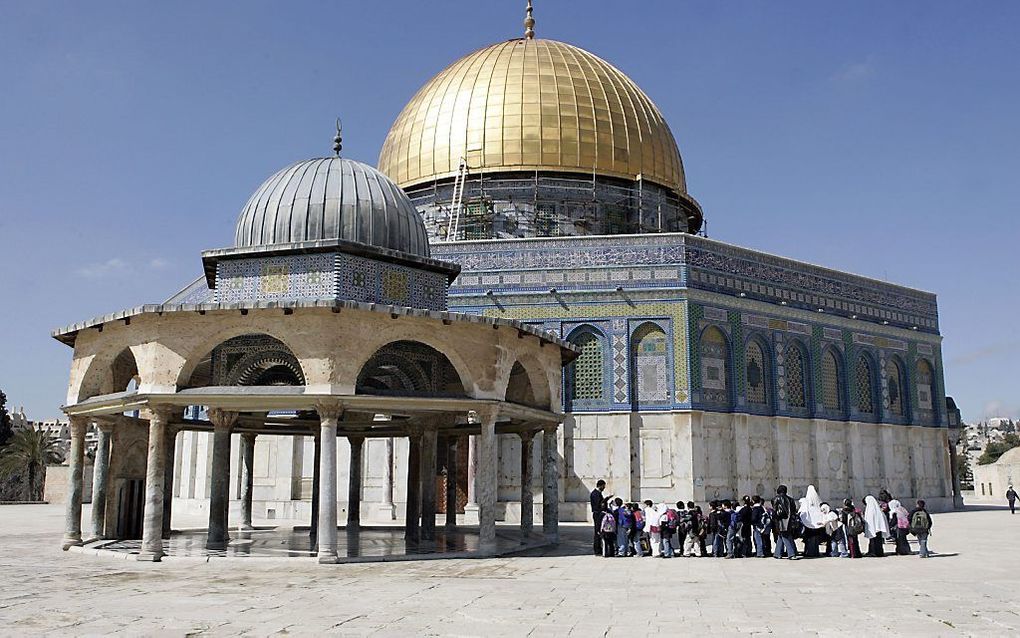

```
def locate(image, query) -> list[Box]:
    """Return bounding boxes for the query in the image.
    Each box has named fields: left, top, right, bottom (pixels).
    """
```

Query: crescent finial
left=333, top=118, right=343, bottom=157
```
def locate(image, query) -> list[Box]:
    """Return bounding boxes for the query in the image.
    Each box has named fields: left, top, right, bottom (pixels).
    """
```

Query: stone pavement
left=0, top=504, right=1017, bottom=636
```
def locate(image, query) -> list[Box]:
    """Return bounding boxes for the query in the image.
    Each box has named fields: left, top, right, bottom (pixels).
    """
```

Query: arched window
left=855, top=354, right=876, bottom=414
left=887, top=358, right=906, bottom=416
left=785, top=342, right=807, bottom=409
left=821, top=348, right=843, bottom=412
left=745, top=339, right=769, bottom=407
left=916, top=359, right=938, bottom=423
left=632, top=323, right=669, bottom=407
left=700, top=326, right=731, bottom=408
left=566, top=328, right=606, bottom=406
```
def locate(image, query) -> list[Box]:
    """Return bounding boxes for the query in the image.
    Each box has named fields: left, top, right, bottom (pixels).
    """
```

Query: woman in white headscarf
left=798, top=485, right=826, bottom=557
left=863, top=494, right=890, bottom=557
left=888, top=499, right=912, bottom=555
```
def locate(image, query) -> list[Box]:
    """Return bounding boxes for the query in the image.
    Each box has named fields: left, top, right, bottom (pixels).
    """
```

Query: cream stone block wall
left=168, top=410, right=955, bottom=526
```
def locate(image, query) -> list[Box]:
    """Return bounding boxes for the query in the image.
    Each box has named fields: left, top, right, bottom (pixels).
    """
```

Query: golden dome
left=379, top=38, right=687, bottom=194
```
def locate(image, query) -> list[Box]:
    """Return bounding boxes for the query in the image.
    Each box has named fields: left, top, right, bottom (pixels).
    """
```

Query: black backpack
left=774, top=495, right=790, bottom=520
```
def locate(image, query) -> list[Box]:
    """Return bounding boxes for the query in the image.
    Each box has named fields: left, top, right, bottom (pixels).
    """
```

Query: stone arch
left=179, top=334, right=306, bottom=389
left=744, top=333, right=773, bottom=413
left=355, top=340, right=466, bottom=397
left=698, top=325, right=732, bottom=410
left=886, top=354, right=908, bottom=417
left=500, top=351, right=554, bottom=410
left=784, top=338, right=810, bottom=412
left=173, top=324, right=311, bottom=390
left=564, top=324, right=608, bottom=411
left=74, top=346, right=142, bottom=403
left=343, top=325, right=478, bottom=397
left=630, top=321, right=670, bottom=409
left=820, top=345, right=845, bottom=416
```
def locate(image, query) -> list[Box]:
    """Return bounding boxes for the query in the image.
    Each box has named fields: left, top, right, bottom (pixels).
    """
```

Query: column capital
left=240, top=431, right=257, bottom=444
left=315, top=400, right=344, bottom=422
left=542, top=421, right=559, bottom=434
left=68, top=415, right=88, bottom=435
left=150, top=404, right=180, bottom=421
left=471, top=405, right=500, bottom=425
left=518, top=429, right=537, bottom=442
left=207, top=408, right=239, bottom=431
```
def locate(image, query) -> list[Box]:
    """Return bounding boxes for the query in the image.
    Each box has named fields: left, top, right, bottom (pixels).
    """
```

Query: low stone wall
left=43, top=464, right=94, bottom=505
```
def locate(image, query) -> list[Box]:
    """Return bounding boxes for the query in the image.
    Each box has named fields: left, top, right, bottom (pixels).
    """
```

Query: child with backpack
left=600, top=508, right=617, bottom=557
left=909, top=499, right=934, bottom=558
left=751, top=495, right=772, bottom=558
left=841, top=498, right=864, bottom=558
left=658, top=504, right=677, bottom=557
left=683, top=501, right=704, bottom=557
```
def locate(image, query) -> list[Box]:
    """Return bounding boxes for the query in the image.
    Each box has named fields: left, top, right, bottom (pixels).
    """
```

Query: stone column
left=89, top=422, right=113, bottom=541
left=542, top=425, right=560, bottom=543
left=206, top=408, right=237, bottom=549
left=316, top=403, right=342, bottom=563
left=478, top=409, right=499, bottom=547
left=464, top=434, right=479, bottom=525
left=347, top=435, right=364, bottom=531
left=404, top=426, right=422, bottom=542
left=374, top=436, right=395, bottom=521
left=61, top=416, right=87, bottom=550
left=139, top=407, right=172, bottom=561
left=445, top=436, right=458, bottom=529
left=420, top=426, right=438, bottom=541
left=310, top=433, right=320, bottom=543
left=162, top=425, right=179, bottom=539
left=519, top=430, right=535, bottom=537
left=240, top=433, right=257, bottom=531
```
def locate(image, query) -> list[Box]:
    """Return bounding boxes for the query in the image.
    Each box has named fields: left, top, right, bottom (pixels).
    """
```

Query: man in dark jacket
left=1007, top=485, right=1018, bottom=515
left=590, top=480, right=607, bottom=556
left=772, top=485, right=799, bottom=559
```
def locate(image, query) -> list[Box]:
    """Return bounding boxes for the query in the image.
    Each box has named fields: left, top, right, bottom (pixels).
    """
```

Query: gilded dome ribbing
left=378, top=38, right=687, bottom=194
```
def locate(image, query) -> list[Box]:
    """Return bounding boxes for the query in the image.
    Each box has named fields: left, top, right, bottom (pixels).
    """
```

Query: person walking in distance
left=1007, top=485, right=1018, bottom=515
left=772, top=485, right=798, bottom=559
left=590, top=480, right=608, bottom=556
left=909, top=499, right=934, bottom=558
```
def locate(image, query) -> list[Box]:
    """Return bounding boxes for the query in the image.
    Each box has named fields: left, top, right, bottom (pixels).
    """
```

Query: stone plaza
left=0, top=502, right=1017, bottom=636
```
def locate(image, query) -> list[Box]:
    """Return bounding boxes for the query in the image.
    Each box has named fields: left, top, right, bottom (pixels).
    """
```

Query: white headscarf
left=889, top=499, right=909, bottom=528
left=821, top=503, right=841, bottom=535
left=798, top=485, right=826, bottom=529
left=863, top=495, right=890, bottom=538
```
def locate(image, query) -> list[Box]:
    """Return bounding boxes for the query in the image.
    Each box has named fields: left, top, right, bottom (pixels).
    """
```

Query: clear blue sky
left=1, top=1, right=1017, bottom=423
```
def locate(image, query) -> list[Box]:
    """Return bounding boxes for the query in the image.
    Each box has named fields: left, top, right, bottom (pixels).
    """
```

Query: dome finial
left=524, top=0, right=535, bottom=39
left=332, top=118, right=343, bottom=157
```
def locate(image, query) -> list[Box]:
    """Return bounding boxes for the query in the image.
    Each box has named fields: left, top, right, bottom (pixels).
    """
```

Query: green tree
left=0, top=390, right=13, bottom=447
left=0, top=427, right=62, bottom=500
left=977, top=433, right=1020, bottom=466
left=955, top=449, right=973, bottom=490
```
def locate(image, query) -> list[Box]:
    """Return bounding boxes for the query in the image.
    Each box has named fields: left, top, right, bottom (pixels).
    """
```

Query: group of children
left=594, top=485, right=935, bottom=560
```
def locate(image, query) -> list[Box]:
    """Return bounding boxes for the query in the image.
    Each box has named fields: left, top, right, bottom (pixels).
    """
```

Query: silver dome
left=234, top=157, right=430, bottom=258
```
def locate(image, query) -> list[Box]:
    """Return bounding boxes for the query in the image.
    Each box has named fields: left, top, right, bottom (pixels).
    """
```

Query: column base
left=136, top=551, right=163, bottom=562
left=239, top=524, right=255, bottom=532
left=317, top=552, right=338, bottom=564
left=462, top=504, right=480, bottom=525
left=61, top=536, right=83, bottom=551
left=372, top=502, right=396, bottom=522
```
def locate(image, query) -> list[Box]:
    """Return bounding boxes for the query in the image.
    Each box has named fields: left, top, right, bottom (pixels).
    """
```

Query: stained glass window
left=700, top=327, right=730, bottom=407
left=633, top=324, right=669, bottom=406
left=822, top=349, right=842, bottom=411
left=856, top=355, right=875, bottom=414
left=786, top=344, right=806, bottom=409
left=746, top=340, right=768, bottom=406
left=887, top=359, right=905, bottom=416
left=569, top=330, right=604, bottom=401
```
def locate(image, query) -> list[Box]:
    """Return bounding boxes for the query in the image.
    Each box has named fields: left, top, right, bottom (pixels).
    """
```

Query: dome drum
left=404, top=171, right=702, bottom=241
